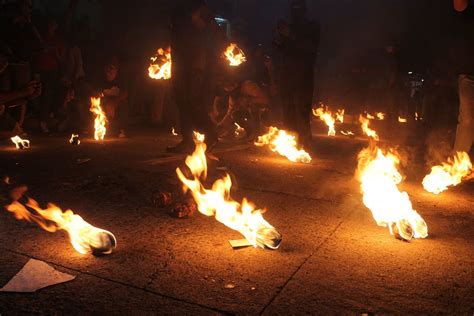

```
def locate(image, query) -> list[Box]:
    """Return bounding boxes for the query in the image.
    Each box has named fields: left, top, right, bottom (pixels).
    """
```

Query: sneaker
left=40, top=121, right=49, bottom=133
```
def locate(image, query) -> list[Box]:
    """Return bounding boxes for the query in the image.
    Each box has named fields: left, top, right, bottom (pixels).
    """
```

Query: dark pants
left=280, top=69, right=314, bottom=147
left=173, top=70, right=216, bottom=144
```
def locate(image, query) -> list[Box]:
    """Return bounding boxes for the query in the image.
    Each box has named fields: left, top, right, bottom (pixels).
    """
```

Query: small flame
left=171, top=127, right=178, bottom=136
left=422, top=152, right=473, bottom=194
left=234, top=123, right=245, bottom=137
left=357, top=147, right=428, bottom=240
left=255, top=126, right=312, bottom=163
left=398, top=116, right=407, bottom=123
left=340, top=130, right=355, bottom=136
left=415, top=112, right=422, bottom=121
left=148, top=48, right=172, bottom=80
left=223, top=43, right=246, bottom=67
left=11, top=136, right=30, bottom=149
left=313, top=106, right=344, bottom=136
left=359, top=115, right=379, bottom=141
left=376, top=112, right=385, bottom=120
left=366, top=113, right=375, bottom=120
left=69, top=134, right=80, bottom=145
left=194, top=131, right=205, bottom=143
left=176, top=134, right=281, bottom=249
left=90, top=97, right=107, bottom=141
left=5, top=192, right=117, bottom=255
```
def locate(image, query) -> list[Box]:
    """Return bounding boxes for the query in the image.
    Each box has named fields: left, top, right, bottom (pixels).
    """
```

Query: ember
left=422, top=151, right=473, bottom=194
left=176, top=133, right=282, bottom=249
left=5, top=187, right=117, bottom=255
left=148, top=48, right=172, bottom=80
left=11, top=136, right=30, bottom=150
left=89, top=97, right=107, bottom=141
left=255, top=126, right=311, bottom=163
left=223, top=43, right=246, bottom=66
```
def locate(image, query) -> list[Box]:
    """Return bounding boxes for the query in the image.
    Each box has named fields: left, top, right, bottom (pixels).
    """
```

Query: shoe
left=166, top=140, right=193, bottom=154
left=40, top=121, right=49, bottom=133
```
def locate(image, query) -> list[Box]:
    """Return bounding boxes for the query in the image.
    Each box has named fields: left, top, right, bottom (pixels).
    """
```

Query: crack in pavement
left=0, top=247, right=231, bottom=315
left=258, top=208, right=354, bottom=315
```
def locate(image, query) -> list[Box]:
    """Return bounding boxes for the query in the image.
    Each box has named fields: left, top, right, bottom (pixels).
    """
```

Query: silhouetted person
left=453, top=0, right=474, bottom=153
left=168, top=0, right=219, bottom=153
left=273, top=0, right=319, bottom=149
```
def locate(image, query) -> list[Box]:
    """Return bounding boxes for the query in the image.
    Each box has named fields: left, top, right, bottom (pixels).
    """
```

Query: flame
left=223, top=43, right=246, bottom=67
left=255, top=126, right=312, bottom=163
left=341, top=130, right=354, bottom=136
left=415, top=112, right=422, bottom=121
left=357, top=146, right=428, bottom=240
left=176, top=134, right=281, bottom=249
left=90, top=97, right=107, bottom=141
left=312, top=106, right=344, bottom=136
left=376, top=112, right=385, bottom=120
left=148, top=48, right=172, bottom=80
left=234, top=123, right=245, bottom=137
left=422, top=152, right=473, bottom=194
left=359, top=115, right=379, bottom=141
left=366, top=113, right=375, bottom=120
left=171, top=127, right=178, bottom=136
left=5, top=193, right=117, bottom=255
left=398, top=116, right=407, bottom=123
left=11, top=136, right=30, bottom=149
left=69, top=134, right=80, bottom=145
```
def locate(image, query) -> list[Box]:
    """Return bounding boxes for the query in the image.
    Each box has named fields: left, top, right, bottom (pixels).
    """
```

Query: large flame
left=357, top=147, right=428, bottom=241
left=5, top=192, right=116, bottom=255
left=176, top=134, right=281, bottom=249
left=148, top=48, right=172, bottom=80
left=255, top=126, right=312, bottom=163
left=11, top=136, right=30, bottom=149
left=223, top=43, right=246, bottom=67
left=422, top=152, right=473, bottom=194
left=90, top=97, right=107, bottom=141
left=359, top=115, right=379, bottom=141
left=312, top=106, right=344, bottom=136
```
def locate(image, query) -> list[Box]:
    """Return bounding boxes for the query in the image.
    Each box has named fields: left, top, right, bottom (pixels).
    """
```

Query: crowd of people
left=0, top=0, right=473, bottom=156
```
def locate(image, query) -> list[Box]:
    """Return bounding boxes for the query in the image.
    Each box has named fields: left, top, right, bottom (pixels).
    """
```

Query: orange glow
left=312, top=106, right=344, bottom=136
left=69, top=134, right=80, bottom=145
left=171, top=127, right=178, bottom=136
left=340, top=131, right=354, bottom=136
left=223, top=43, right=246, bottom=66
left=5, top=194, right=117, bottom=255
left=10, top=136, right=30, bottom=149
left=176, top=133, right=281, bottom=249
left=422, top=152, right=473, bottom=194
left=359, top=115, right=379, bottom=141
left=376, top=112, right=385, bottom=120
left=148, top=48, right=172, bottom=80
left=357, top=147, right=428, bottom=241
left=90, top=97, right=107, bottom=141
left=398, top=116, right=407, bottom=123
left=255, top=126, right=311, bottom=163
left=234, top=123, right=245, bottom=137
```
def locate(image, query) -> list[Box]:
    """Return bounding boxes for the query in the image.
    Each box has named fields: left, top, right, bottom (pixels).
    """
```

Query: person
left=95, top=56, right=128, bottom=138
left=0, top=51, right=41, bottom=139
left=168, top=0, right=219, bottom=153
left=273, top=0, right=320, bottom=149
left=452, top=0, right=474, bottom=153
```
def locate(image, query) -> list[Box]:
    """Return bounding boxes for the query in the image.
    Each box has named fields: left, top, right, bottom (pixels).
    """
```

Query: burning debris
left=89, top=97, right=107, bottom=141
left=234, top=123, right=246, bottom=138
left=176, top=133, right=282, bottom=249
left=359, top=115, right=379, bottom=141
left=69, top=134, right=80, bottom=145
left=340, top=131, right=355, bottom=137
left=312, top=106, right=344, bottom=136
left=422, top=151, right=473, bottom=194
left=151, top=191, right=172, bottom=208
left=11, top=136, right=30, bottom=150
left=357, top=147, right=428, bottom=241
left=148, top=48, right=172, bottom=80
left=255, top=126, right=311, bottom=163
left=223, top=43, right=246, bottom=67
left=170, top=199, right=196, bottom=218
left=5, top=186, right=117, bottom=255
left=398, top=116, right=407, bottom=123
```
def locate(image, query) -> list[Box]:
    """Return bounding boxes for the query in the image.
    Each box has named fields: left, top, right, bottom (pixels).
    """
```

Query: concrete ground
left=0, top=128, right=473, bottom=315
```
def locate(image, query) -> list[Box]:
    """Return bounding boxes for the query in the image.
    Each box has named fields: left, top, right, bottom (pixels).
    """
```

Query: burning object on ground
left=359, top=115, right=379, bottom=141
left=148, top=48, right=172, bottom=80
left=255, top=126, right=311, bottom=164
left=69, top=134, right=80, bottom=145
left=170, top=199, right=196, bottom=218
left=90, top=97, right=107, bottom=141
left=5, top=186, right=117, bottom=255
left=312, top=106, right=344, bottom=136
left=357, top=147, right=428, bottom=241
left=176, top=133, right=282, bottom=249
left=151, top=191, right=172, bottom=208
left=11, top=136, right=30, bottom=150
left=422, top=151, right=473, bottom=194
left=223, top=43, right=246, bottom=67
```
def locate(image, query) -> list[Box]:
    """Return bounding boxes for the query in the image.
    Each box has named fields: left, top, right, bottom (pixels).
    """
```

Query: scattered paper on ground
left=0, top=259, right=75, bottom=293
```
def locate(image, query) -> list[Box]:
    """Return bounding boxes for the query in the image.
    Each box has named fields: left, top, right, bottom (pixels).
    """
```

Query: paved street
left=0, top=129, right=473, bottom=314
